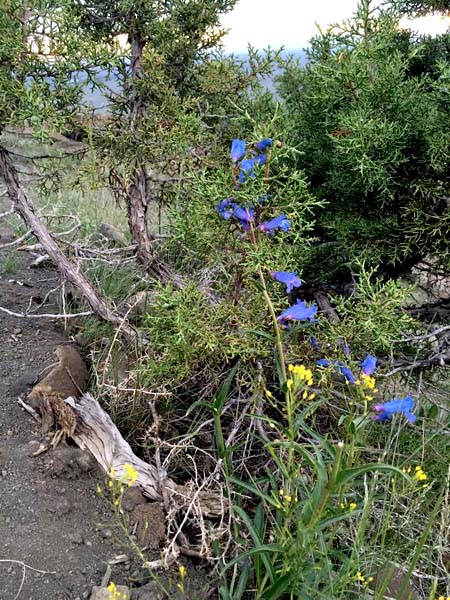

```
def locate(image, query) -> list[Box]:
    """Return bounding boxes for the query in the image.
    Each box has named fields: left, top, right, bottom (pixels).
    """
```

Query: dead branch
left=66, top=393, right=225, bottom=517
left=394, top=325, right=450, bottom=344
left=0, top=306, right=92, bottom=319
left=0, top=229, right=32, bottom=249
left=0, top=146, right=138, bottom=343
left=381, top=350, right=450, bottom=377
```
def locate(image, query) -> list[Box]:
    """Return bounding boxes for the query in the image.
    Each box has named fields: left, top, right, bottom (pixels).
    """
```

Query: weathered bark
left=125, top=34, right=182, bottom=286
left=126, top=33, right=156, bottom=268
left=0, top=146, right=137, bottom=343
left=67, top=393, right=225, bottom=517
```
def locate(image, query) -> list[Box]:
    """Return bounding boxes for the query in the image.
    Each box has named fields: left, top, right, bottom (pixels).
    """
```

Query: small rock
left=69, top=533, right=84, bottom=545
left=27, top=441, right=42, bottom=457
left=372, top=563, right=420, bottom=600
left=1, top=470, right=7, bottom=478
left=13, top=328, right=22, bottom=335
left=5, top=517, right=11, bottom=524
left=90, top=585, right=130, bottom=600
left=85, top=540, right=93, bottom=547
left=131, top=582, right=163, bottom=600
left=75, top=451, right=94, bottom=473
left=129, top=502, right=165, bottom=549
left=99, top=528, right=113, bottom=540
left=55, top=496, right=73, bottom=515
left=122, top=487, right=146, bottom=512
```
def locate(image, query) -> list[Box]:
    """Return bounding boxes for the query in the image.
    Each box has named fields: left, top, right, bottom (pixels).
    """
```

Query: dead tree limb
left=0, top=146, right=138, bottom=343
left=67, top=393, right=225, bottom=517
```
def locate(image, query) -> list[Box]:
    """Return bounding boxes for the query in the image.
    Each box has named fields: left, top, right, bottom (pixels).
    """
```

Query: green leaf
left=214, top=363, right=239, bottom=412
left=229, top=476, right=283, bottom=509
left=335, top=463, right=412, bottom=486
left=234, top=564, right=251, bottom=600
left=220, top=544, right=282, bottom=576
left=263, top=571, right=296, bottom=600
left=242, top=328, right=276, bottom=342
left=233, top=505, right=276, bottom=583
left=427, top=404, right=439, bottom=419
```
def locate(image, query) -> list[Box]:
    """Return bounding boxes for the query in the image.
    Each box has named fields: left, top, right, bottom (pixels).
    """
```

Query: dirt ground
left=0, top=202, right=140, bottom=599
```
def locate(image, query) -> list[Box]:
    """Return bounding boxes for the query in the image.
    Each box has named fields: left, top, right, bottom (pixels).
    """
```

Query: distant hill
left=79, top=49, right=308, bottom=112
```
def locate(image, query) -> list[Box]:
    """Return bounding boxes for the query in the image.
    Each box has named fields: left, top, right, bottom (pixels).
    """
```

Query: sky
left=220, top=0, right=450, bottom=53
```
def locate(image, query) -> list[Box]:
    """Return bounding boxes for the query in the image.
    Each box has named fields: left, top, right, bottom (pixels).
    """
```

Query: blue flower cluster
left=219, top=139, right=417, bottom=426
left=316, top=352, right=416, bottom=423
left=218, top=139, right=292, bottom=235
left=230, top=138, right=272, bottom=184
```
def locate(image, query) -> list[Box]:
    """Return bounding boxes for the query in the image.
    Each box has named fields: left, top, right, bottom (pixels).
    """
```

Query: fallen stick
left=0, top=146, right=137, bottom=344
left=66, top=393, right=225, bottom=518
left=0, top=306, right=93, bottom=319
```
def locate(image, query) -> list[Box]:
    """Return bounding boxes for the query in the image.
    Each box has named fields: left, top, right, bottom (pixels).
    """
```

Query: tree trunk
left=126, top=33, right=156, bottom=267
left=0, top=146, right=137, bottom=343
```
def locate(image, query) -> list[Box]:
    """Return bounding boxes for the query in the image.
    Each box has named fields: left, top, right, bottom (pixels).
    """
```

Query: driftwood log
left=0, top=145, right=137, bottom=343
left=66, top=393, right=225, bottom=517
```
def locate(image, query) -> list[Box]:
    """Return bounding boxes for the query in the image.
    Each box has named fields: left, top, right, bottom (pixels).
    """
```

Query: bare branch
left=0, top=306, right=92, bottom=319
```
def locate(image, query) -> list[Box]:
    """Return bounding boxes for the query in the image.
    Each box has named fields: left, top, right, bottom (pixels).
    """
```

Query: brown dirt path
left=0, top=201, right=133, bottom=599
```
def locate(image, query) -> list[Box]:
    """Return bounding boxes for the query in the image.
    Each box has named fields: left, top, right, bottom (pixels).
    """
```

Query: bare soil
left=0, top=211, right=137, bottom=599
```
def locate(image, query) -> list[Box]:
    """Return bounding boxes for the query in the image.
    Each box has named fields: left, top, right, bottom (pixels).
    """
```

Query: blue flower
left=238, top=155, right=267, bottom=183
left=255, top=138, right=273, bottom=152
left=310, top=336, right=320, bottom=349
left=259, top=214, right=290, bottom=235
left=216, top=198, right=234, bottom=220
left=217, top=199, right=255, bottom=230
left=339, top=365, right=356, bottom=384
left=277, top=300, right=317, bottom=325
left=360, top=354, right=377, bottom=375
left=316, top=359, right=356, bottom=384
left=271, top=271, right=302, bottom=293
left=316, top=358, right=330, bottom=367
left=372, top=396, right=416, bottom=423
left=232, top=204, right=254, bottom=229
left=231, top=139, right=246, bottom=163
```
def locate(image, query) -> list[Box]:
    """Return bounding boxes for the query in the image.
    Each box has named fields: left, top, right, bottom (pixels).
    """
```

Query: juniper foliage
left=279, top=0, right=450, bottom=283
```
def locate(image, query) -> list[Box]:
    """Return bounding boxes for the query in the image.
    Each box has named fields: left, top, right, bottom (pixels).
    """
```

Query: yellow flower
left=360, top=373, right=376, bottom=390
left=107, top=582, right=120, bottom=600
left=123, top=463, right=138, bottom=486
left=264, top=389, right=273, bottom=399
left=286, top=379, right=293, bottom=390
left=179, top=565, right=187, bottom=578
left=349, top=502, right=357, bottom=512
left=109, top=467, right=115, bottom=478
left=413, top=466, right=427, bottom=482
left=279, top=488, right=284, bottom=496
left=309, top=393, right=316, bottom=400
left=289, top=364, right=313, bottom=386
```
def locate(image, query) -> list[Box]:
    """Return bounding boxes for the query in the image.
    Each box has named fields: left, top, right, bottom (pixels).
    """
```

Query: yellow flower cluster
left=402, top=465, right=428, bottom=489
left=107, top=582, right=128, bottom=600
left=437, top=596, right=450, bottom=600
left=359, top=373, right=377, bottom=391
left=340, top=501, right=357, bottom=512
left=355, top=373, right=378, bottom=401
left=412, top=465, right=427, bottom=482
left=288, top=363, right=313, bottom=386
left=122, top=463, right=138, bottom=487
left=354, top=572, right=374, bottom=587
